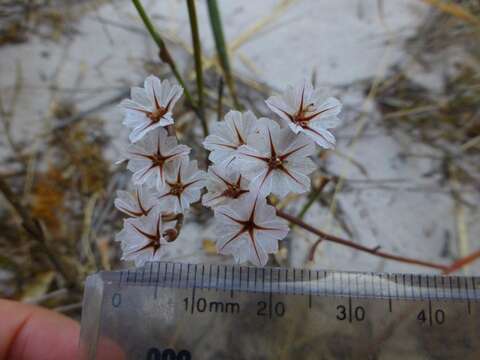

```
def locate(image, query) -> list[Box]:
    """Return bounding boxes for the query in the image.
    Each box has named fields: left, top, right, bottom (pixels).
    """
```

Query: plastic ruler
left=79, top=262, right=480, bottom=359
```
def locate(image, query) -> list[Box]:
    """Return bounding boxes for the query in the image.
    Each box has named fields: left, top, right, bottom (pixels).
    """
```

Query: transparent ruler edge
left=93, top=262, right=480, bottom=302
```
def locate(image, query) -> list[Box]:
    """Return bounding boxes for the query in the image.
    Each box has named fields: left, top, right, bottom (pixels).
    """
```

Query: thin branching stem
left=206, top=0, right=241, bottom=109
left=444, top=249, right=480, bottom=274
left=186, top=0, right=208, bottom=136
left=0, top=177, right=77, bottom=288
left=276, top=209, right=449, bottom=271
left=131, top=0, right=194, bottom=107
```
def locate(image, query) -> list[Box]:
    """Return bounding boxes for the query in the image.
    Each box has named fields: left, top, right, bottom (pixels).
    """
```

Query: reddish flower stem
left=276, top=209, right=449, bottom=272
left=443, top=249, right=480, bottom=274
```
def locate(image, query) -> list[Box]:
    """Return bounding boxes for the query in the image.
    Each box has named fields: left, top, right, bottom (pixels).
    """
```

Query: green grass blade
left=186, top=0, right=208, bottom=136
left=206, top=0, right=241, bottom=110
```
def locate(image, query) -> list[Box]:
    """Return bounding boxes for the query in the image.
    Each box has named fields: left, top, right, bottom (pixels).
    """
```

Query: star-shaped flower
left=202, top=110, right=259, bottom=165
left=214, top=195, right=289, bottom=266
left=121, top=75, right=183, bottom=143
left=114, top=185, right=156, bottom=217
left=265, top=80, right=341, bottom=149
left=236, top=119, right=316, bottom=197
left=202, top=165, right=249, bottom=208
left=115, top=207, right=174, bottom=266
left=125, top=128, right=190, bottom=189
left=156, top=158, right=206, bottom=213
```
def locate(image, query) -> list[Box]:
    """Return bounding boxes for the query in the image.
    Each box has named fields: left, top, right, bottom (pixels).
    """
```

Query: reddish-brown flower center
left=148, top=107, right=168, bottom=123
left=223, top=182, right=249, bottom=199
left=168, top=181, right=185, bottom=196
left=150, top=153, right=167, bottom=167
left=268, top=156, right=283, bottom=169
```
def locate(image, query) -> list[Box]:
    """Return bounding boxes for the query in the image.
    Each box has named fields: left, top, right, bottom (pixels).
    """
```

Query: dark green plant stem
left=0, top=177, right=77, bottom=289
left=206, top=0, right=241, bottom=109
left=216, top=77, right=224, bottom=122
left=186, top=0, right=208, bottom=136
left=131, top=0, right=195, bottom=107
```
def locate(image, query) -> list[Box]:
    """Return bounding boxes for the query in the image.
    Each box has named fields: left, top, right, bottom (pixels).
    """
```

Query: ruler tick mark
left=301, top=269, right=304, bottom=295
left=332, top=272, right=336, bottom=297
left=441, top=276, right=445, bottom=300
left=426, top=276, right=430, bottom=301
left=387, top=274, right=391, bottom=301
left=178, top=263, right=183, bottom=288
left=148, top=262, right=153, bottom=284
left=170, top=263, right=175, bottom=287
left=348, top=297, right=352, bottom=323
left=457, top=276, right=462, bottom=300
left=208, top=264, right=212, bottom=290
left=230, top=266, right=234, bottom=298
left=464, top=276, right=470, bottom=302
left=308, top=270, right=312, bottom=308
left=419, top=275, right=423, bottom=301
left=471, top=276, right=478, bottom=300
left=410, top=274, right=414, bottom=300
left=239, top=266, right=243, bottom=291
left=276, top=268, right=280, bottom=293
left=262, top=268, right=266, bottom=292
left=293, top=269, right=296, bottom=295
left=162, top=262, right=168, bottom=287
left=449, top=276, right=453, bottom=299
left=223, top=266, right=227, bottom=292
left=428, top=300, right=433, bottom=327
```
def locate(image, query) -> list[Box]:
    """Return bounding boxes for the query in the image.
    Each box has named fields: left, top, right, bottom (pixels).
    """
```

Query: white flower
left=202, top=110, right=259, bottom=165
left=265, top=80, right=341, bottom=148
left=114, top=185, right=156, bottom=217
left=157, top=158, right=206, bottom=213
left=214, top=195, right=289, bottom=266
left=125, top=128, right=190, bottom=189
left=121, top=75, right=183, bottom=143
left=236, top=119, right=316, bottom=197
left=115, top=207, right=173, bottom=266
left=202, top=165, right=249, bottom=208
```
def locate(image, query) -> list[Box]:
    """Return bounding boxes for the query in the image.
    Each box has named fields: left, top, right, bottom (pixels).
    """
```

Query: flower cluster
left=115, top=76, right=206, bottom=266
left=115, top=76, right=341, bottom=267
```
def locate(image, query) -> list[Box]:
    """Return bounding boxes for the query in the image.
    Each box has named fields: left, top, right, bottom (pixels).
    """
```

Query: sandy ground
left=1, top=0, right=479, bottom=274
